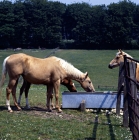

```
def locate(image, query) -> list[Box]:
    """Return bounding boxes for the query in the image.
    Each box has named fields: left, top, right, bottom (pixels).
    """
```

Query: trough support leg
left=80, top=100, right=86, bottom=112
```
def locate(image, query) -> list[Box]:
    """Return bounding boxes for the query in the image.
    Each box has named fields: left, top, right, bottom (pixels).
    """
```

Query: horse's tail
left=0, top=56, right=9, bottom=94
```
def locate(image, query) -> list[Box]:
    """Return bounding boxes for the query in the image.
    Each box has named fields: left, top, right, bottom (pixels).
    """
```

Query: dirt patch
left=0, top=105, right=85, bottom=121
left=14, top=105, right=96, bottom=123
left=17, top=106, right=84, bottom=121
left=28, top=110, right=76, bottom=120
left=1, top=105, right=121, bottom=123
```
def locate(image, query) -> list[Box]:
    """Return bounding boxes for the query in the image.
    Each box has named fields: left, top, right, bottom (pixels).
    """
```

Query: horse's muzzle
left=108, top=64, right=113, bottom=69
left=90, top=89, right=95, bottom=92
left=86, top=88, right=95, bottom=92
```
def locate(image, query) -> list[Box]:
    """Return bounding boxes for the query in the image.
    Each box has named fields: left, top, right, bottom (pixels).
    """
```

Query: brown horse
left=17, top=78, right=77, bottom=109
left=0, top=53, right=95, bottom=112
left=108, top=49, right=139, bottom=83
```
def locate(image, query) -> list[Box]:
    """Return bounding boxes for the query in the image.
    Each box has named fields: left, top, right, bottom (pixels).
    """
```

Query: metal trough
left=62, top=91, right=123, bottom=109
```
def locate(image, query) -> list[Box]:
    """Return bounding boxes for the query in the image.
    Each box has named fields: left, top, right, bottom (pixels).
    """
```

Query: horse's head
left=79, top=72, right=95, bottom=92
left=108, top=49, right=133, bottom=69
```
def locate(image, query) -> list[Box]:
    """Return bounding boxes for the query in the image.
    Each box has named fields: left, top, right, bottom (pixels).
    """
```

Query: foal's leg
left=46, top=85, right=53, bottom=112
left=18, top=80, right=31, bottom=109
left=18, top=79, right=26, bottom=106
left=50, top=93, right=54, bottom=108
left=24, top=82, right=31, bottom=109
left=53, top=80, right=62, bottom=113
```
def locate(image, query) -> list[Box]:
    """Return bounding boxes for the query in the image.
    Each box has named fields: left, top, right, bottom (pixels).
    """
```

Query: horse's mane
left=55, top=57, right=83, bottom=78
left=116, top=51, right=133, bottom=58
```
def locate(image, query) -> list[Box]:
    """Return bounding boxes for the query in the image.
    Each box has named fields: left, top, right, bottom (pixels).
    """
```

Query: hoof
left=17, top=108, right=22, bottom=111
left=17, top=107, right=22, bottom=111
left=24, top=105, right=30, bottom=110
left=51, top=105, right=56, bottom=110
left=57, top=109, right=62, bottom=113
left=50, top=104, right=56, bottom=110
left=8, top=110, right=13, bottom=113
left=46, top=109, right=52, bottom=112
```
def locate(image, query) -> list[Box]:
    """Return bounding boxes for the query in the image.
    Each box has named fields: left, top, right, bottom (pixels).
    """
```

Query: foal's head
left=108, top=49, right=133, bottom=69
left=61, top=78, right=77, bottom=92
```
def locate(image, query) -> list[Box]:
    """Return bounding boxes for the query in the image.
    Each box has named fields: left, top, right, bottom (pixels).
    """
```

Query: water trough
left=62, top=91, right=123, bottom=109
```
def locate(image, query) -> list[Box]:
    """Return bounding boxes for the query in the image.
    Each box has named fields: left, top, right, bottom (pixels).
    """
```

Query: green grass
left=0, top=49, right=136, bottom=139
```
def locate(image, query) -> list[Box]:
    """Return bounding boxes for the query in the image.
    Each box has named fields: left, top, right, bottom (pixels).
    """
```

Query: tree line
left=0, top=0, right=139, bottom=49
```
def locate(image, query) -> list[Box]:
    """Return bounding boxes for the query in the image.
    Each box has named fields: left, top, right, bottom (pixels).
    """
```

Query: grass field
left=0, top=49, right=137, bottom=139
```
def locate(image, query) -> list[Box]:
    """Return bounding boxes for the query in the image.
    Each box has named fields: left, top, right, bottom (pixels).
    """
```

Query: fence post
left=129, top=62, right=139, bottom=140
left=123, top=57, right=129, bottom=127
left=116, top=62, right=124, bottom=115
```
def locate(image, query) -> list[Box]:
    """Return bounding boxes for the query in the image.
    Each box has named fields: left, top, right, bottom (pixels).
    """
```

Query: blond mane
left=116, top=51, right=133, bottom=58
left=55, top=57, right=83, bottom=79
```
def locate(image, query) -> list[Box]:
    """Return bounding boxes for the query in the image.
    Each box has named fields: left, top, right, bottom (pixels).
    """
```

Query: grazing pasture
left=0, top=49, right=135, bottom=139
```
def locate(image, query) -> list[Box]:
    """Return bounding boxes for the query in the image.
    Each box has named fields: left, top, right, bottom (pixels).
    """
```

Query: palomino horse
left=18, top=78, right=77, bottom=109
left=108, top=49, right=139, bottom=83
left=109, top=49, right=132, bottom=69
left=0, top=53, right=95, bottom=112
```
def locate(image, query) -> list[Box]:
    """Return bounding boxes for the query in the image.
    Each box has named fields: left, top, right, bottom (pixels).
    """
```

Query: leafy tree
left=0, top=1, right=14, bottom=48
left=132, top=4, right=139, bottom=48
left=107, top=0, right=136, bottom=49
left=23, top=0, right=48, bottom=48
left=89, top=5, right=108, bottom=49
left=13, top=0, right=28, bottom=47
left=23, top=0, right=66, bottom=48
left=44, top=1, right=66, bottom=48
left=65, top=3, right=94, bottom=48
left=0, top=0, right=139, bottom=49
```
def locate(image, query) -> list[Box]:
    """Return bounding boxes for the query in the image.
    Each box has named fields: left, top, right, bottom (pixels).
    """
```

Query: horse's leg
left=18, top=79, right=26, bottom=106
left=46, top=85, right=53, bottom=112
left=6, top=87, right=12, bottom=112
left=12, top=78, right=21, bottom=111
left=24, top=81, right=31, bottom=109
left=53, top=80, right=62, bottom=113
left=6, top=78, right=20, bottom=112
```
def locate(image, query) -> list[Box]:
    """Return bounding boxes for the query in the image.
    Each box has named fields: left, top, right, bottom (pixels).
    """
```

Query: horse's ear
left=120, top=49, right=123, bottom=53
left=81, top=72, right=88, bottom=82
left=84, top=72, right=88, bottom=79
left=118, top=49, right=123, bottom=54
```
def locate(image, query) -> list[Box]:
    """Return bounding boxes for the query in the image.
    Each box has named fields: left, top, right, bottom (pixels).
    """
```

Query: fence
left=116, top=56, right=139, bottom=140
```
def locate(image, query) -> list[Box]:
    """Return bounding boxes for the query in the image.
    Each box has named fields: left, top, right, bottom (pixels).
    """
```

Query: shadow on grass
left=0, top=105, right=23, bottom=111
left=0, top=105, right=47, bottom=112
left=27, top=106, right=47, bottom=111
left=84, top=111, right=122, bottom=140
left=16, top=106, right=48, bottom=112
left=0, top=106, right=7, bottom=111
